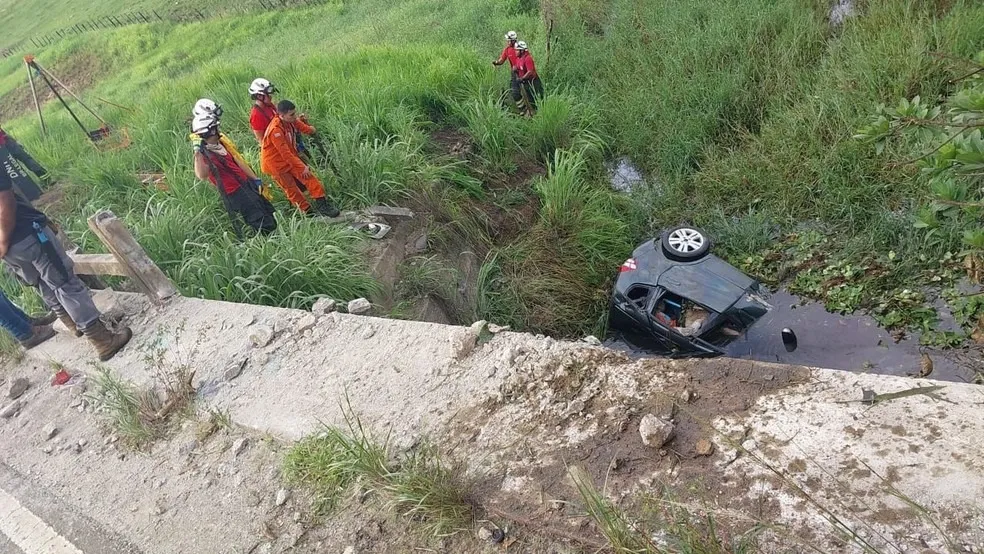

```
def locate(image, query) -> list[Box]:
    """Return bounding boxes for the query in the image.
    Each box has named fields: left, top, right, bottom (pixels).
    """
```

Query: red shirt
left=201, top=148, right=247, bottom=195
left=497, top=45, right=519, bottom=70
left=249, top=102, right=277, bottom=134
left=517, top=52, right=538, bottom=80
left=0, top=128, right=7, bottom=146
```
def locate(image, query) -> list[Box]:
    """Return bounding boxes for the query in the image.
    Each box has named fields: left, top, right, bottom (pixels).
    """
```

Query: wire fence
left=1, top=0, right=332, bottom=58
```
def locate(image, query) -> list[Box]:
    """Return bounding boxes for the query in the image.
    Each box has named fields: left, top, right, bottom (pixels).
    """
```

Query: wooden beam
left=87, top=210, right=179, bottom=304
left=69, top=253, right=128, bottom=277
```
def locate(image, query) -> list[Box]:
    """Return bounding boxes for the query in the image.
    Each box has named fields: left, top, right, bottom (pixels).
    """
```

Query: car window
left=626, top=285, right=653, bottom=309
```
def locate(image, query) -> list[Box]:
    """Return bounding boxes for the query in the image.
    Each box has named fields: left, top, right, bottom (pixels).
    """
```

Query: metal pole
left=34, top=61, right=109, bottom=126
left=31, top=61, right=90, bottom=138
left=25, top=58, right=46, bottom=134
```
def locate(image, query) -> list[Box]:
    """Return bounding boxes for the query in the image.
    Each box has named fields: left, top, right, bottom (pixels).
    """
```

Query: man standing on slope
left=492, top=31, right=522, bottom=110
left=515, top=41, right=544, bottom=117
left=261, top=100, right=339, bottom=218
left=0, top=169, right=132, bottom=361
left=192, top=112, right=277, bottom=236
left=0, top=126, right=49, bottom=200
left=248, top=78, right=314, bottom=164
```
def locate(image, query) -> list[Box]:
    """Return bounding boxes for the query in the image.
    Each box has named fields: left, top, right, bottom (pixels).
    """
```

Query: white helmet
left=192, top=98, right=223, bottom=118
left=504, top=31, right=518, bottom=41
left=248, top=78, right=277, bottom=97
left=191, top=113, right=219, bottom=136
left=515, top=40, right=529, bottom=51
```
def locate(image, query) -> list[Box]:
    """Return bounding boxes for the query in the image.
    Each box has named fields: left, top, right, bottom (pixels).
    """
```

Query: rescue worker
left=0, top=289, right=56, bottom=350
left=192, top=113, right=277, bottom=236
left=515, top=41, right=544, bottom=117
left=0, top=170, right=132, bottom=361
left=492, top=31, right=522, bottom=108
left=248, top=78, right=314, bottom=165
left=188, top=99, right=264, bottom=183
left=0, top=126, right=48, bottom=200
left=261, top=100, right=339, bottom=218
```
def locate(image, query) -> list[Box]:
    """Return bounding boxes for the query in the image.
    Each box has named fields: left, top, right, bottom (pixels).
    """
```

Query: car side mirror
left=781, top=328, right=798, bottom=352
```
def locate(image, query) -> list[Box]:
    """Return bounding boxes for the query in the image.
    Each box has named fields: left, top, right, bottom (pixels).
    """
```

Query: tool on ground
left=24, top=55, right=129, bottom=149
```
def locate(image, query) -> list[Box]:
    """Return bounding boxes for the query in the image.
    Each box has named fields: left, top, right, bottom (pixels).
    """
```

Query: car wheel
left=660, top=226, right=710, bottom=261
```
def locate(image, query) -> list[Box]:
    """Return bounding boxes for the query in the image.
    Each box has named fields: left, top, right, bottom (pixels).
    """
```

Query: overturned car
left=609, top=226, right=796, bottom=358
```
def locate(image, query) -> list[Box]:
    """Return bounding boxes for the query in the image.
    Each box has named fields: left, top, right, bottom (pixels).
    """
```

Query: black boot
left=313, top=198, right=340, bottom=218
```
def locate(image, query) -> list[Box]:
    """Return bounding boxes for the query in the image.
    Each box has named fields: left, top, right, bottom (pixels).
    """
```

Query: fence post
left=86, top=211, right=179, bottom=304
left=153, top=9, right=164, bottom=21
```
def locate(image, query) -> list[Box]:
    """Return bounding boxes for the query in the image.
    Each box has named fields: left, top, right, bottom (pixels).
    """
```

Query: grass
left=284, top=410, right=476, bottom=537
left=0, top=0, right=982, bottom=341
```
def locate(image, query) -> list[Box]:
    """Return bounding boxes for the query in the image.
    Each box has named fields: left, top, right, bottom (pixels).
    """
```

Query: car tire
left=660, top=226, right=710, bottom=261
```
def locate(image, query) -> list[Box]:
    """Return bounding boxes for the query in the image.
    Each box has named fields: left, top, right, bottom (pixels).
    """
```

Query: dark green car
left=609, top=226, right=778, bottom=358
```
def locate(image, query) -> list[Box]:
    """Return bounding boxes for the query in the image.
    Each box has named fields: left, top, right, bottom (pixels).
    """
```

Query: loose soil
left=0, top=51, right=109, bottom=123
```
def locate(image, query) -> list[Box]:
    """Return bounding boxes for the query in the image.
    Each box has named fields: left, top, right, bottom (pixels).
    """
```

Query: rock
left=488, top=323, right=510, bottom=333
left=367, top=205, right=414, bottom=218
left=78, top=438, right=87, bottom=448
left=43, top=424, right=58, bottom=440
left=582, top=335, right=602, bottom=346
left=292, top=511, right=302, bottom=523
left=652, top=396, right=676, bottom=421
left=42, top=445, right=53, bottom=454
left=249, top=325, right=275, bottom=348
left=8, top=378, right=29, bottom=400
left=275, top=488, right=289, bottom=507
left=679, top=389, right=693, bottom=403
left=741, top=439, right=757, bottom=452
left=361, top=325, right=376, bottom=340
left=477, top=527, right=493, bottom=542
left=565, top=400, right=585, bottom=416
left=295, top=314, right=317, bottom=334
left=311, top=297, right=337, bottom=315
left=348, top=298, right=372, bottom=315
left=449, top=328, right=479, bottom=360
left=232, top=438, right=249, bottom=457
left=639, top=414, right=674, bottom=448
left=224, top=358, right=247, bottom=381
left=0, top=401, right=22, bottom=419
left=549, top=499, right=566, bottom=512
left=242, top=313, right=255, bottom=326
left=695, top=439, right=714, bottom=456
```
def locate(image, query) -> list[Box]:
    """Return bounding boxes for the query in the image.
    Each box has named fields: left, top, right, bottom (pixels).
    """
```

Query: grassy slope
left=0, top=0, right=982, bottom=340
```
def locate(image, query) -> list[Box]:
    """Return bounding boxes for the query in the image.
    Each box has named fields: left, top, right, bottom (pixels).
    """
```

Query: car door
left=646, top=290, right=724, bottom=357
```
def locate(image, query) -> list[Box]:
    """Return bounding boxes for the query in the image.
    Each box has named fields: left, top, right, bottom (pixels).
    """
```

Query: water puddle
left=829, top=0, right=855, bottom=27
left=609, top=289, right=979, bottom=383
left=608, top=157, right=645, bottom=193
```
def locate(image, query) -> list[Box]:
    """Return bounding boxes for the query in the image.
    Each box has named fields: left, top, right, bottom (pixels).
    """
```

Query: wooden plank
left=69, top=253, right=128, bottom=277
left=87, top=210, right=179, bottom=303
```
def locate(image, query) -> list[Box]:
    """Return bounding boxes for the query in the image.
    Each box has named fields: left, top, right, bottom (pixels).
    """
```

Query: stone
left=348, top=298, right=372, bottom=315
left=8, top=377, right=29, bottom=400
left=43, top=424, right=58, bottom=440
left=232, top=438, right=249, bottom=457
left=565, top=400, right=585, bottom=416
left=242, top=313, right=255, bottom=326
left=696, top=439, right=714, bottom=456
left=449, top=328, right=479, bottom=360
left=275, top=488, right=289, bottom=507
left=679, top=389, right=693, bottom=403
left=411, top=233, right=428, bottom=253
left=741, top=439, right=757, bottom=452
left=311, top=297, right=337, bottom=315
left=477, top=528, right=493, bottom=542
left=273, top=318, right=291, bottom=335
left=42, top=445, right=53, bottom=454
left=0, top=401, right=22, bottom=419
left=639, top=414, right=674, bottom=448
left=78, top=438, right=88, bottom=448
left=295, top=314, right=317, bottom=334
left=367, top=205, right=414, bottom=218
left=488, top=323, right=511, bottom=333
left=224, top=359, right=247, bottom=381
left=582, top=335, right=602, bottom=346
left=652, top=396, right=676, bottom=421
left=361, top=325, right=376, bottom=340
left=549, top=499, right=565, bottom=512
left=249, top=325, right=275, bottom=348
left=292, top=511, right=302, bottom=523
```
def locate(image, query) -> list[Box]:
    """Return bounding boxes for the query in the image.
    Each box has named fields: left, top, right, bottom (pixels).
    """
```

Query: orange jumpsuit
left=260, top=116, right=325, bottom=213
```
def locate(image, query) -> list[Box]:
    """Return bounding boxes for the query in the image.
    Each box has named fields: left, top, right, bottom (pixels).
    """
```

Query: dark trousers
left=521, top=77, right=544, bottom=111
left=224, top=185, right=277, bottom=235
left=510, top=72, right=522, bottom=103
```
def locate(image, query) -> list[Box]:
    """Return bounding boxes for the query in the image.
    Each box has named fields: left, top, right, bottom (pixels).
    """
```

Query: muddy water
left=608, top=157, right=645, bottom=193
left=610, top=290, right=979, bottom=383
